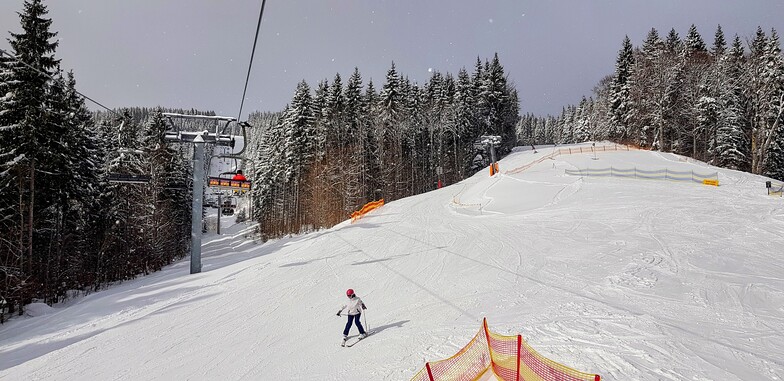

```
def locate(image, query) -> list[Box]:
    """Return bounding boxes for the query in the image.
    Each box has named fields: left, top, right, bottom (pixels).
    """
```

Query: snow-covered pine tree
left=698, top=25, right=729, bottom=163
left=696, top=93, right=720, bottom=163
left=665, top=28, right=682, bottom=56
left=553, top=107, right=566, bottom=144
left=249, top=110, right=285, bottom=235
left=90, top=112, right=142, bottom=284
left=713, top=85, right=749, bottom=170
left=760, top=29, right=784, bottom=179
left=41, top=70, right=102, bottom=301
left=312, top=79, right=330, bottom=161
left=608, top=36, right=635, bottom=142
left=750, top=26, right=768, bottom=58
left=0, top=46, right=24, bottom=315
left=0, top=0, right=63, bottom=309
left=281, top=81, right=315, bottom=230
left=452, top=68, right=476, bottom=179
left=764, top=127, right=784, bottom=181
left=684, top=24, right=708, bottom=57
left=343, top=67, right=366, bottom=208
left=573, top=97, right=591, bottom=143
left=327, top=73, right=346, bottom=147
left=711, top=25, right=727, bottom=58
left=362, top=79, right=382, bottom=202
left=477, top=54, right=508, bottom=148
left=747, top=28, right=784, bottom=175
left=677, top=25, right=712, bottom=160
left=379, top=62, right=401, bottom=127
left=284, top=80, right=316, bottom=182
left=745, top=27, right=768, bottom=174
left=378, top=62, right=403, bottom=200
left=344, top=68, right=363, bottom=146
left=590, top=76, right=613, bottom=141
left=710, top=35, right=750, bottom=171
left=631, top=28, right=664, bottom=147
left=142, top=111, right=191, bottom=273
left=515, top=114, right=532, bottom=145
left=545, top=116, right=557, bottom=143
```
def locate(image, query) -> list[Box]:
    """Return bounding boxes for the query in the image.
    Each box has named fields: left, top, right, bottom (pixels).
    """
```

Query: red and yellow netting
left=412, top=318, right=600, bottom=381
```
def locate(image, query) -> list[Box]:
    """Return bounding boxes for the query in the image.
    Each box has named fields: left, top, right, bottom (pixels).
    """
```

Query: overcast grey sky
left=2, top=1, right=783, bottom=119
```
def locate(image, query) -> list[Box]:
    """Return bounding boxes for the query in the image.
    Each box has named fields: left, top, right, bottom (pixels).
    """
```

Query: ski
left=341, top=334, right=358, bottom=347
left=345, top=331, right=374, bottom=347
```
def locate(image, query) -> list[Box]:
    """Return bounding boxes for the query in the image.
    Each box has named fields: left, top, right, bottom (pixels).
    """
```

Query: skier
left=337, top=288, right=367, bottom=344
left=232, top=170, right=247, bottom=181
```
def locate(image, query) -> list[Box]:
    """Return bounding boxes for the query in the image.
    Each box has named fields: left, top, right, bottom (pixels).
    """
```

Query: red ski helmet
left=346, top=288, right=354, bottom=297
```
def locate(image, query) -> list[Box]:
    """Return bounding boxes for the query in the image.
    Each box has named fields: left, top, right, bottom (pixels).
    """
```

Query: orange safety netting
left=350, top=199, right=385, bottom=222
left=412, top=318, right=600, bottom=381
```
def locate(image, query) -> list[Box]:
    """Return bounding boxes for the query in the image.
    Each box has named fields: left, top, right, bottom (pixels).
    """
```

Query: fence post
left=483, top=318, right=494, bottom=372
left=516, top=335, right=522, bottom=381
left=426, top=362, right=434, bottom=381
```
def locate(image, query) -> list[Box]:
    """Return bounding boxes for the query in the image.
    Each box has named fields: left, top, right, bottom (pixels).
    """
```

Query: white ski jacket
left=339, top=296, right=366, bottom=316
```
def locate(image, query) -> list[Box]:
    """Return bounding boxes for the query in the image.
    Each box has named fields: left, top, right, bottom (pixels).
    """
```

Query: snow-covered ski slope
left=1, top=143, right=783, bottom=380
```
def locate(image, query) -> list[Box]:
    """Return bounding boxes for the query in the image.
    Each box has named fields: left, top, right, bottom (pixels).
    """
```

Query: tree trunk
left=28, top=161, right=34, bottom=276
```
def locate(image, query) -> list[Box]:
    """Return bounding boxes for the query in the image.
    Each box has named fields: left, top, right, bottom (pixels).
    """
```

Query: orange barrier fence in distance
left=351, top=199, right=385, bottom=222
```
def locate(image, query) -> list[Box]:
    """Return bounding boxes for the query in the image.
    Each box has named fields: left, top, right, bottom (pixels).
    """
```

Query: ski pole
left=363, top=311, right=369, bottom=332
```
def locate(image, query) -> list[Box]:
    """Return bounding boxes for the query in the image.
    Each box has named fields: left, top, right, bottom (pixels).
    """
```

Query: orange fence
left=506, top=144, right=637, bottom=175
left=350, top=199, right=385, bottom=222
left=490, top=162, right=500, bottom=176
left=411, top=318, right=600, bottom=381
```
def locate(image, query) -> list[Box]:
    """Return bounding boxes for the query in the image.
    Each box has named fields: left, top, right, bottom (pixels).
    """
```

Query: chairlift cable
left=236, top=0, right=267, bottom=122
left=0, top=48, right=125, bottom=120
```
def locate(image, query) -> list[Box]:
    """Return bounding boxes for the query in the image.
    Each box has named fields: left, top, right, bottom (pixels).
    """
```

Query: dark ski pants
left=343, top=313, right=365, bottom=336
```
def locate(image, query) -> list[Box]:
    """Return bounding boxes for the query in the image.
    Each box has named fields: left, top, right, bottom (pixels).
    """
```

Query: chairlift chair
left=161, top=114, right=252, bottom=168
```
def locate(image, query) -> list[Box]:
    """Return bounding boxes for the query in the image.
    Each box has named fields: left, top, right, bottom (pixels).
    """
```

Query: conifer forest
left=1, top=0, right=783, bottom=323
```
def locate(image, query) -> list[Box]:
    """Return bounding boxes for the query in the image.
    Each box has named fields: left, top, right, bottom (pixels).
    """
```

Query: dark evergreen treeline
left=0, top=1, right=198, bottom=322
left=245, top=56, right=519, bottom=239
left=517, top=24, right=784, bottom=181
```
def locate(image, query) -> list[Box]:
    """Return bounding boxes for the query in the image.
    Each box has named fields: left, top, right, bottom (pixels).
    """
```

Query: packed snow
left=1, top=143, right=783, bottom=380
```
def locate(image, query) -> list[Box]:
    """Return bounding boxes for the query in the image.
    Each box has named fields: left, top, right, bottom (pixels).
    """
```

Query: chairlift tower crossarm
left=161, top=113, right=236, bottom=122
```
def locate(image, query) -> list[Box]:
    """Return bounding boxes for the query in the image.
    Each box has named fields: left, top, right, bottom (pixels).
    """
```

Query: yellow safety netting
left=412, top=318, right=600, bottom=381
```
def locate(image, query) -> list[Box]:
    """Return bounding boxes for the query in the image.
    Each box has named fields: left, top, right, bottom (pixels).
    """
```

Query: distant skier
left=337, top=288, right=367, bottom=343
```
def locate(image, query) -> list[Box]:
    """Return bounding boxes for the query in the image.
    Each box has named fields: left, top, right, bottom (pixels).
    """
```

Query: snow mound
left=23, top=303, right=55, bottom=317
